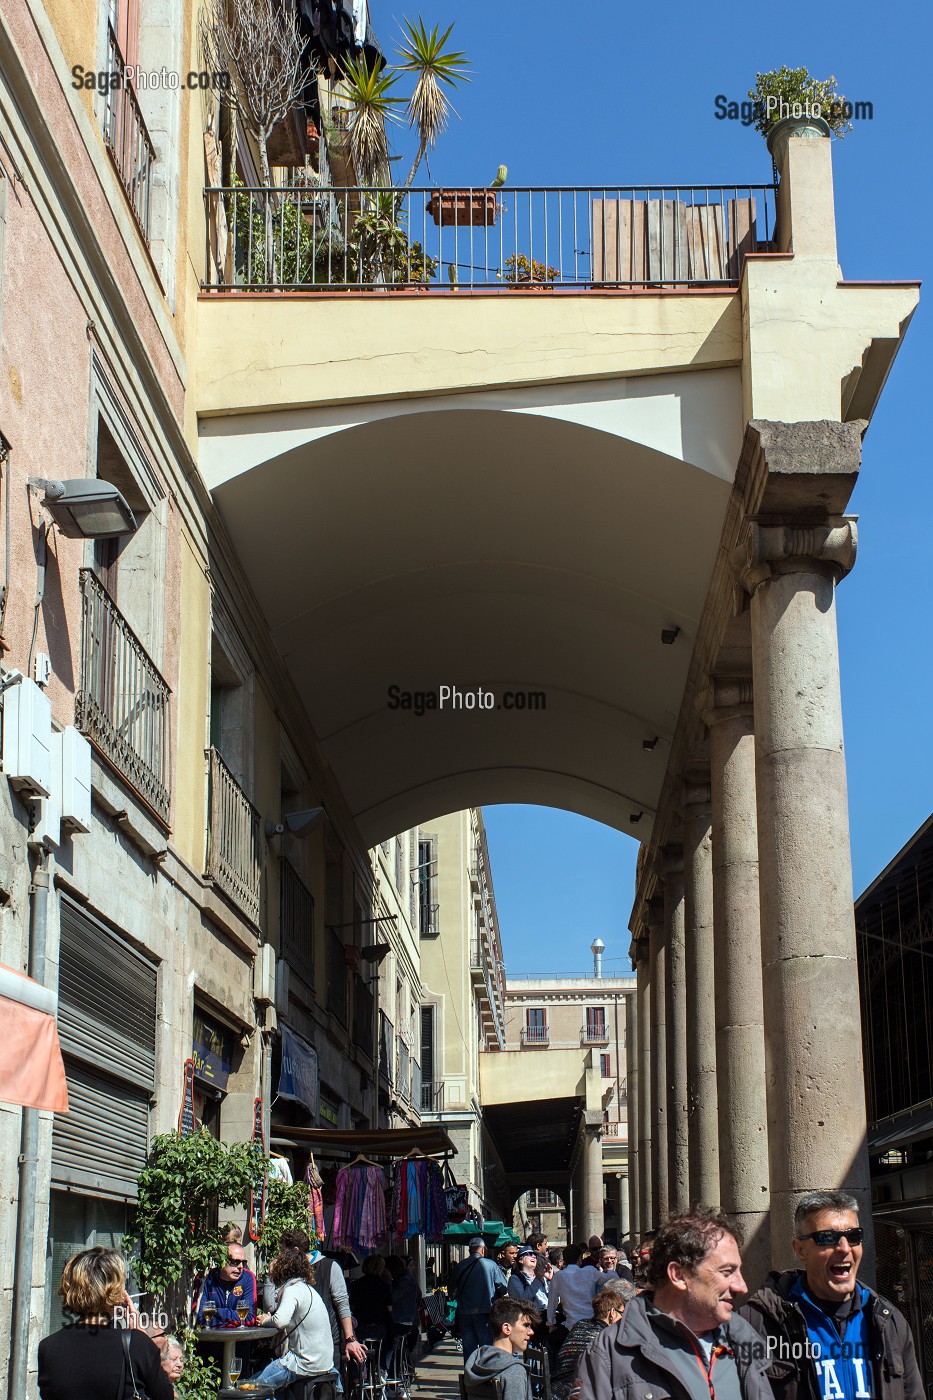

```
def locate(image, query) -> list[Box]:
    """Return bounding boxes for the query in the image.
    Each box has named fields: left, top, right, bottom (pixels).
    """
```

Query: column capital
left=734, top=518, right=857, bottom=597
left=647, top=895, right=665, bottom=933
left=657, top=845, right=684, bottom=881
left=699, top=675, right=754, bottom=727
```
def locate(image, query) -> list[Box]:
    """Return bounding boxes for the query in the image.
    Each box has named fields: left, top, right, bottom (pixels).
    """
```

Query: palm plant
left=397, top=18, right=470, bottom=188
left=340, top=51, right=404, bottom=187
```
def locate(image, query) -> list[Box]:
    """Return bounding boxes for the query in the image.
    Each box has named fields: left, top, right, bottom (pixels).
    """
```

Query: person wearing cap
left=449, top=1237, right=509, bottom=1360
left=509, top=1246, right=550, bottom=1343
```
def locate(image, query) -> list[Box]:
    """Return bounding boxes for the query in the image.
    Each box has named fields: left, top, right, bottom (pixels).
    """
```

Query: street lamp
left=29, top=477, right=137, bottom=538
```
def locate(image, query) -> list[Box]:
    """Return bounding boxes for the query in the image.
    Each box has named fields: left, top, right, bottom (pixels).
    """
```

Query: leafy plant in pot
left=748, top=67, right=853, bottom=166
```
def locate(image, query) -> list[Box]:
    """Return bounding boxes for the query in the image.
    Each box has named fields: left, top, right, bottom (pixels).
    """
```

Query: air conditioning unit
left=32, top=790, right=61, bottom=849
left=254, top=943, right=276, bottom=1004
left=2, top=676, right=52, bottom=797
left=59, top=727, right=92, bottom=832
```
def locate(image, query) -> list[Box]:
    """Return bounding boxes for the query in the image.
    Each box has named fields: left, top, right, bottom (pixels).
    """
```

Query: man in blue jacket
left=197, top=1243, right=258, bottom=1324
left=450, top=1237, right=509, bottom=1359
left=740, top=1191, right=923, bottom=1400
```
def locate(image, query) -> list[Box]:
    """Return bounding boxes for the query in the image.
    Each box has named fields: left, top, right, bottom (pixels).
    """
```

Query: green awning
left=481, top=1220, right=505, bottom=1236
left=493, top=1229, right=520, bottom=1247
left=442, top=1221, right=482, bottom=1239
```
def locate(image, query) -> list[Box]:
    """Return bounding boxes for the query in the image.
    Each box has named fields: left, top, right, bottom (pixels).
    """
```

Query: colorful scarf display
left=305, top=1162, right=326, bottom=1245
left=391, top=1157, right=448, bottom=1241
left=332, top=1163, right=388, bottom=1254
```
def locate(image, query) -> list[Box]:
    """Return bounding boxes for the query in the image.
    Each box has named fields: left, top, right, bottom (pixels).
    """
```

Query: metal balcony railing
left=102, top=22, right=156, bottom=240
left=398, top=1039, right=411, bottom=1101
left=203, top=183, right=776, bottom=292
left=379, top=1011, right=394, bottom=1082
left=521, top=1024, right=550, bottom=1045
left=205, top=747, right=262, bottom=924
left=421, top=1079, right=444, bottom=1112
left=76, top=569, right=170, bottom=822
left=281, top=857, right=314, bottom=986
left=581, top=1022, right=609, bottom=1044
left=419, top=900, right=439, bottom=938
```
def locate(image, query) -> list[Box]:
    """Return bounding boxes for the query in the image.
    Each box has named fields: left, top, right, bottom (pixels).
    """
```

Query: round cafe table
left=192, top=1324, right=280, bottom=1390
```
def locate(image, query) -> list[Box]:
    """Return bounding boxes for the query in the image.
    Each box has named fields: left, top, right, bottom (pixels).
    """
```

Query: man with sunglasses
left=740, top=1192, right=922, bottom=1400
left=197, top=1243, right=258, bottom=1324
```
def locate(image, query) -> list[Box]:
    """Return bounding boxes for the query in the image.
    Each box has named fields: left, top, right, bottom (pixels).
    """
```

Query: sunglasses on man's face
left=797, top=1228, right=864, bottom=1247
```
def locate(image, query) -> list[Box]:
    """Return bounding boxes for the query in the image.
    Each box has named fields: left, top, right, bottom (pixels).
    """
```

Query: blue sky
left=383, top=0, right=932, bottom=975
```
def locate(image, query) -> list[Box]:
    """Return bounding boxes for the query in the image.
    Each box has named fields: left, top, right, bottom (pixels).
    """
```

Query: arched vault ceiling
left=209, top=404, right=738, bottom=844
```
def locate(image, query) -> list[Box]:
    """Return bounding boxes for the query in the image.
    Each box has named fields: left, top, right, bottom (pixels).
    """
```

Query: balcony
left=102, top=22, right=156, bottom=240
left=76, top=569, right=170, bottom=823
left=205, top=746, right=262, bottom=925
left=419, top=901, right=439, bottom=938
left=398, top=1039, right=411, bottom=1101
left=203, top=183, right=775, bottom=292
left=280, top=858, right=314, bottom=987
left=379, top=1011, right=394, bottom=1083
left=581, top=1022, right=609, bottom=1045
left=326, top=926, right=348, bottom=1024
left=421, top=1079, right=445, bottom=1113
left=521, top=1024, right=550, bottom=1046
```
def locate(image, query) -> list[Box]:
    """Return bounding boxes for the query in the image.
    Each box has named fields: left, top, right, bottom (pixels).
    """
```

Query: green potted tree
left=748, top=67, right=853, bottom=167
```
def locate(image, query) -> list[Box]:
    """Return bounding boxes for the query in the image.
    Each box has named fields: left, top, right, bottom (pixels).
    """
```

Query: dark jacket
left=739, top=1270, right=924, bottom=1400
left=576, top=1293, right=775, bottom=1400
left=38, top=1323, right=174, bottom=1400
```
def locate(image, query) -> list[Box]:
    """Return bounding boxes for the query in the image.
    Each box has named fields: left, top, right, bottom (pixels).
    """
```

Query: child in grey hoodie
left=464, top=1297, right=540, bottom=1400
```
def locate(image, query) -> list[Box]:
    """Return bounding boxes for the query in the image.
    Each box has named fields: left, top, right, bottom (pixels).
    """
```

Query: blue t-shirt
left=789, top=1279, right=874, bottom=1400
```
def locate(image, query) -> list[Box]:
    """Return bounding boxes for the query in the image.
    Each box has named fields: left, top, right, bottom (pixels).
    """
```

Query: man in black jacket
left=577, top=1208, right=774, bottom=1400
left=739, top=1192, right=923, bottom=1400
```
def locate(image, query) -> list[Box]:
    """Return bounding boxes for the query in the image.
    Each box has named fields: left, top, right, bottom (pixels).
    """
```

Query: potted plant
left=427, top=188, right=499, bottom=227
left=748, top=67, right=853, bottom=167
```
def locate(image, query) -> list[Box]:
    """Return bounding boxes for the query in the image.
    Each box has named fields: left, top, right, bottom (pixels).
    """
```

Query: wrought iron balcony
left=205, top=746, right=262, bottom=925
left=421, top=1079, right=445, bottom=1112
left=76, top=568, right=170, bottom=822
left=102, top=22, right=156, bottom=240
left=281, top=857, right=314, bottom=986
left=521, top=1024, right=550, bottom=1045
left=379, top=1011, right=394, bottom=1082
left=203, top=182, right=776, bottom=292
left=581, top=1022, right=609, bottom=1044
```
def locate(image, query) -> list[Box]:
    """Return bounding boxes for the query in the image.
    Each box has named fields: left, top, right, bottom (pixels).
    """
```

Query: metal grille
left=205, top=746, right=262, bottom=925
left=280, top=857, right=314, bottom=986
left=398, top=1039, right=411, bottom=1101
left=420, top=1079, right=444, bottom=1112
left=101, top=22, right=155, bottom=239
left=379, top=1011, right=394, bottom=1082
left=76, top=568, right=170, bottom=822
left=204, top=183, right=776, bottom=291
left=52, top=1059, right=150, bottom=1200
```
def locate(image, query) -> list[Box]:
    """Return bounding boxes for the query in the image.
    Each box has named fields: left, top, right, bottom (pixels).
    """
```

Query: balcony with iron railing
left=203, top=183, right=776, bottom=292
left=379, top=1011, right=394, bottom=1083
left=398, top=1038, right=411, bottom=1101
left=420, top=1079, right=445, bottom=1113
left=102, top=22, right=156, bottom=240
left=521, top=1023, right=550, bottom=1046
left=280, top=857, right=314, bottom=986
left=76, top=568, right=170, bottom=823
left=581, top=1021, right=609, bottom=1045
left=205, top=746, right=262, bottom=925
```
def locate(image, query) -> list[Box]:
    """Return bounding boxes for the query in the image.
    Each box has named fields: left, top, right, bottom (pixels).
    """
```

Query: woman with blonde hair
left=38, top=1246, right=173, bottom=1399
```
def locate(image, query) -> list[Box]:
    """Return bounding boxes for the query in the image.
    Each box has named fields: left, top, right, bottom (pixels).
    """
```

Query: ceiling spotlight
left=29, top=477, right=137, bottom=539
left=629, top=811, right=644, bottom=823
left=643, top=736, right=658, bottom=752
left=660, top=626, right=681, bottom=646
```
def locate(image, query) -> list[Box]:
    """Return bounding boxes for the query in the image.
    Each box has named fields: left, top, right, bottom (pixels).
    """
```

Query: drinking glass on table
left=203, top=1301, right=217, bottom=1327
left=229, top=1357, right=243, bottom=1381
left=236, top=1300, right=249, bottom=1323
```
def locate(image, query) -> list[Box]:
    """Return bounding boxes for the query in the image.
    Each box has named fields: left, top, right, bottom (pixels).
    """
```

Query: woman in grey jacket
left=246, top=1249, right=335, bottom=1391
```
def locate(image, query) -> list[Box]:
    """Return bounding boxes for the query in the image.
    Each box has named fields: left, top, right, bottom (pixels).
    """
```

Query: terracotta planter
left=427, top=190, right=499, bottom=227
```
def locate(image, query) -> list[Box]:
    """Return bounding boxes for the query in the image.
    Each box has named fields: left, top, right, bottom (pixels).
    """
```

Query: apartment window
left=524, top=1008, right=547, bottom=1043
left=418, top=837, right=438, bottom=937
left=395, top=834, right=404, bottom=890
left=585, top=1006, right=607, bottom=1040
left=600, top=1053, right=611, bottom=1077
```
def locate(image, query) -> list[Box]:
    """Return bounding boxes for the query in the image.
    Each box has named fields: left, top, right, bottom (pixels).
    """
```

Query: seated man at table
left=197, top=1243, right=258, bottom=1324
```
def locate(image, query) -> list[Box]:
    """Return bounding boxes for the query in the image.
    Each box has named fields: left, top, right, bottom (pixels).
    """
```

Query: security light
left=29, top=477, right=137, bottom=539
left=265, top=807, right=328, bottom=839
left=629, top=811, right=644, bottom=823
left=361, top=942, right=391, bottom=964
left=660, top=626, right=681, bottom=645
left=643, top=736, right=659, bottom=752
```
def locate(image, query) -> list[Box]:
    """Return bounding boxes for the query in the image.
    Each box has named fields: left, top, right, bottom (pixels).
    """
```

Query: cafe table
left=192, top=1323, right=280, bottom=1390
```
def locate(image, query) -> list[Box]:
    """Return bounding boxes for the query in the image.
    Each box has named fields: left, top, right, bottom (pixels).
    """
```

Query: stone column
left=634, top=936, right=653, bottom=1233
left=703, top=676, right=771, bottom=1289
left=617, top=1172, right=630, bottom=1240
left=662, top=848, right=689, bottom=1212
left=647, top=897, right=669, bottom=1223
left=734, top=419, right=872, bottom=1269
left=624, top=989, right=639, bottom=1235
left=582, top=1122, right=605, bottom=1239
left=683, top=780, right=720, bottom=1206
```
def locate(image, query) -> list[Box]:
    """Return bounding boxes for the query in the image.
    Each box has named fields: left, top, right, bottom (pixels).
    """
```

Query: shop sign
left=192, top=1010, right=234, bottom=1091
left=178, top=1058, right=197, bottom=1138
left=277, top=1025, right=319, bottom=1116
left=318, top=1091, right=340, bottom=1127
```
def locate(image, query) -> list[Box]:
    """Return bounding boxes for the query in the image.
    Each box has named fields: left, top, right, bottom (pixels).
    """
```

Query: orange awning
left=0, top=964, right=69, bottom=1113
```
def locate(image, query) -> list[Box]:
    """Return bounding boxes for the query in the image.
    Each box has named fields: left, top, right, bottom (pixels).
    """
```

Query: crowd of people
left=36, top=1191, right=924, bottom=1400
left=460, top=1193, right=924, bottom=1400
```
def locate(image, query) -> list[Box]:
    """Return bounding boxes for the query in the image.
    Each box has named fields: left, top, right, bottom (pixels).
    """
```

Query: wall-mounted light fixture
left=660, top=626, right=681, bottom=646
left=28, top=477, right=137, bottom=539
left=264, top=806, right=327, bottom=839
left=642, top=736, right=658, bottom=752
left=629, top=811, right=644, bottom=823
